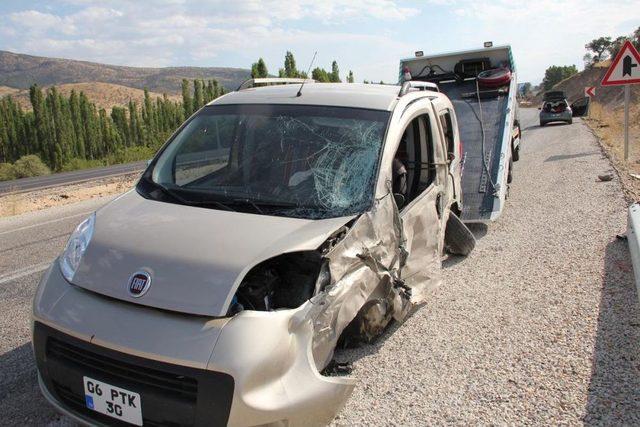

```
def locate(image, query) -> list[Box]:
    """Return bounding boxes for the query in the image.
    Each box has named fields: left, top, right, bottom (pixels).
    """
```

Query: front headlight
left=59, top=213, right=95, bottom=282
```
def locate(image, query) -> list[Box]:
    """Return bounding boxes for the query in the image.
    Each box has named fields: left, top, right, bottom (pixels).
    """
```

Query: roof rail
left=399, top=81, right=439, bottom=96
left=237, top=77, right=316, bottom=91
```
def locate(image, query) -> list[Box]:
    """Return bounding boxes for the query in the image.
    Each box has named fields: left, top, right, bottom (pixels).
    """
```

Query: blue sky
left=0, top=0, right=638, bottom=85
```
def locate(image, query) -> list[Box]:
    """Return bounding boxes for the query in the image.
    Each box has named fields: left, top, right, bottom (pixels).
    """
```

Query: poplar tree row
left=0, top=79, right=225, bottom=171
left=251, top=52, right=355, bottom=83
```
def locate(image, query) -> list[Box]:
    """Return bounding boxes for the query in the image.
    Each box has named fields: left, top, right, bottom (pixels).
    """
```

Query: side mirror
left=393, top=193, right=406, bottom=209
left=447, top=152, right=456, bottom=163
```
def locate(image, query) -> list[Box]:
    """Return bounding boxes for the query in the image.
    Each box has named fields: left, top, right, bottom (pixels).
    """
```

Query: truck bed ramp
left=440, top=80, right=508, bottom=222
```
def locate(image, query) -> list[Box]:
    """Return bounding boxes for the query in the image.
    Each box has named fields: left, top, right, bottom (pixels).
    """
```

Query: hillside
left=535, top=61, right=639, bottom=109
left=4, top=82, right=181, bottom=112
left=0, top=50, right=250, bottom=94
left=0, top=85, right=20, bottom=98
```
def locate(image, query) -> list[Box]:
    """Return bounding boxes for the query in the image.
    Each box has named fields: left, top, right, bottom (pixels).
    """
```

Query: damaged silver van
left=32, top=80, right=473, bottom=426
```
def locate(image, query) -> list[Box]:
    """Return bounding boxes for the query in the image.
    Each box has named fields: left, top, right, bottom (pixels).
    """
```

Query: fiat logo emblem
left=128, top=271, right=151, bottom=298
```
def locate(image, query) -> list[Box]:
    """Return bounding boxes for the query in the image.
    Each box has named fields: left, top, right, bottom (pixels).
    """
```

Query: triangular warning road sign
left=602, top=40, right=640, bottom=86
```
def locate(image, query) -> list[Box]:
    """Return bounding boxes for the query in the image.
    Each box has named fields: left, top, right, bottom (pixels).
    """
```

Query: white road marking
left=0, top=211, right=93, bottom=237
left=0, top=261, right=51, bottom=285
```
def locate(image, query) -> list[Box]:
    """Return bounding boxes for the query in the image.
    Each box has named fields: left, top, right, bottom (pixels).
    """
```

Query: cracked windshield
left=149, top=104, right=389, bottom=218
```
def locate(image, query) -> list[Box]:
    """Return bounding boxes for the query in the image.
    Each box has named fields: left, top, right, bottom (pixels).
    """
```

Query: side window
left=393, top=114, right=435, bottom=207
left=174, top=115, right=235, bottom=185
left=439, top=111, right=455, bottom=155
left=417, top=115, right=435, bottom=191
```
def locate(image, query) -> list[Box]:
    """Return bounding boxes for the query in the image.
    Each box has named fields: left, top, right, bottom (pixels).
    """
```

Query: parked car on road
left=32, top=79, right=475, bottom=426
left=539, top=91, right=590, bottom=126
left=540, top=91, right=573, bottom=126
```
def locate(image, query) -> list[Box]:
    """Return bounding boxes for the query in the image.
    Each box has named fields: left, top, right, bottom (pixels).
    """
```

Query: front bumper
left=34, top=321, right=234, bottom=426
left=32, top=263, right=355, bottom=426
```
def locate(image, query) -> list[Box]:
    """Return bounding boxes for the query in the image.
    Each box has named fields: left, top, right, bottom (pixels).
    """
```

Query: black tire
left=507, top=157, right=513, bottom=184
left=568, top=119, right=573, bottom=125
left=512, top=145, right=520, bottom=162
left=444, top=213, right=476, bottom=256
left=540, top=121, right=546, bottom=127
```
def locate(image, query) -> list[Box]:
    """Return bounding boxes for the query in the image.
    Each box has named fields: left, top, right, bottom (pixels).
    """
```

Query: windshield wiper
left=151, top=181, right=236, bottom=212
left=230, top=198, right=264, bottom=215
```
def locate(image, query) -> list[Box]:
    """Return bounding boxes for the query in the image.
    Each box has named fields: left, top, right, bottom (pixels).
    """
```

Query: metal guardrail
left=627, top=203, right=640, bottom=302
left=0, top=161, right=147, bottom=196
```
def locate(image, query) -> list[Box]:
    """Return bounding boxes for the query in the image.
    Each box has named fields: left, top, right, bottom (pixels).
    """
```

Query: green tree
left=608, top=36, right=630, bottom=59
left=79, top=92, right=99, bottom=159
left=69, top=90, right=86, bottom=159
left=347, top=70, right=355, bottom=83
left=111, top=106, right=130, bottom=147
left=542, top=65, right=578, bottom=90
left=251, top=58, right=269, bottom=78
left=29, top=85, right=51, bottom=165
left=329, top=61, right=341, bottom=82
left=193, top=79, right=204, bottom=111
left=204, top=80, right=215, bottom=103
left=312, top=67, right=331, bottom=82
left=283, top=51, right=299, bottom=78
left=182, top=79, right=193, bottom=118
left=585, top=37, right=612, bottom=65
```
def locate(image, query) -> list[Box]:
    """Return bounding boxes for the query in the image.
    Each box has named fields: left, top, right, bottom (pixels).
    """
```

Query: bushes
left=13, top=155, right=51, bottom=178
left=0, top=155, right=51, bottom=181
left=107, top=145, right=156, bottom=165
left=61, top=157, right=105, bottom=172
left=0, top=163, right=16, bottom=181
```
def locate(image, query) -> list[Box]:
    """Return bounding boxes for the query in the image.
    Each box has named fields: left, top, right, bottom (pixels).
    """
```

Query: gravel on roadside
left=332, top=111, right=640, bottom=425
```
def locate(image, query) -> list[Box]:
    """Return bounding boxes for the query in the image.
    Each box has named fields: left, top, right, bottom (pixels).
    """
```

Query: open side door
left=571, top=97, right=590, bottom=117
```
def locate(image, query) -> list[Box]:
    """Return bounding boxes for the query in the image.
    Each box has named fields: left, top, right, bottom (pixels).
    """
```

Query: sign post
left=601, top=40, right=640, bottom=161
left=625, top=84, right=630, bottom=160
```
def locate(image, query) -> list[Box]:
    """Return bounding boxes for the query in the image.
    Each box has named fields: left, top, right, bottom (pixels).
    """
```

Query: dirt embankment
left=3, top=82, right=181, bottom=112
left=584, top=102, right=640, bottom=200
left=0, top=174, right=138, bottom=217
left=534, top=61, right=640, bottom=107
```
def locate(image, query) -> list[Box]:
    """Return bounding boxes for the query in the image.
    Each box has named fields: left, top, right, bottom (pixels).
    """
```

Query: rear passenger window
left=439, top=111, right=455, bottom=155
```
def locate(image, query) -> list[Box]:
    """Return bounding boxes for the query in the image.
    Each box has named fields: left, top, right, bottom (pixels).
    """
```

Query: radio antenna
left=297, top=51, right=317, bottom=97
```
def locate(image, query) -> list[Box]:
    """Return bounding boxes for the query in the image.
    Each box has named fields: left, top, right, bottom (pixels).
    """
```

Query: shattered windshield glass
left=142, top=104, right=390, bottom=219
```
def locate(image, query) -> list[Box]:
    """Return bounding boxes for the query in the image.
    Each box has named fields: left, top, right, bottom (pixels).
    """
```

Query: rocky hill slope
left=4, top=82, right=181, bottom=111
left=0, top=50, right=250, bottom=94
left=535, top=61, right=639, bottom=108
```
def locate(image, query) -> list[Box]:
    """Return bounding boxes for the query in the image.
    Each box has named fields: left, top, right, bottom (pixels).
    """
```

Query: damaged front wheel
left=444, top=213, right=476, bottom=256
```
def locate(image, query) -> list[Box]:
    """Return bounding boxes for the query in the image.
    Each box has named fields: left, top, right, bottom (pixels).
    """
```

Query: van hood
left=71, top=190, right=355, bottom=316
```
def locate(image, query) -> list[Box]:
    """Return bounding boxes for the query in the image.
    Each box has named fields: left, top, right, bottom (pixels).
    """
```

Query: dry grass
left=2, top=192, right=22, bottom=216
left=584, top=101, right=640, bottom=200
left=0, top=174, right=138, bottom=218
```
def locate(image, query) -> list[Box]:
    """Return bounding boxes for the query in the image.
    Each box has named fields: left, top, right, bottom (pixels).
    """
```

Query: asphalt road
left=0, top=109, right=637, bottom=425
left=0, top=161, right=146, bottom=196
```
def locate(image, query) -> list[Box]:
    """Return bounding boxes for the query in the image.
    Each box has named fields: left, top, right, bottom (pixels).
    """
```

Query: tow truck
left=400, top=43, right=521, bottom=222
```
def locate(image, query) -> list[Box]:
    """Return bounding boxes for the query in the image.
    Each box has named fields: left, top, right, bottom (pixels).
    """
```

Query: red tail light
left=459, top=139, right=464, bottom=158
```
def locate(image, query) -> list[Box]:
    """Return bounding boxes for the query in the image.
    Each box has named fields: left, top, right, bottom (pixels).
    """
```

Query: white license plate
left=83, top=376, right=143, bottom=426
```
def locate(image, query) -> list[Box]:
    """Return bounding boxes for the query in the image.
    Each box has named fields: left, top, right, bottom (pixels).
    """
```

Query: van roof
left=209, top=83, right=403, bottom=111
